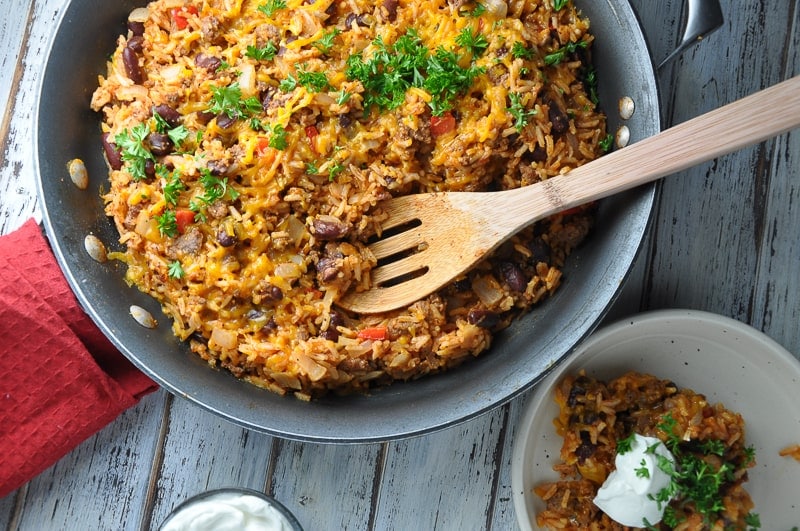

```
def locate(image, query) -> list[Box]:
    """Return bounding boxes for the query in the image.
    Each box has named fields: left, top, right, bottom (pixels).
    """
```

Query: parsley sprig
left=207, top=82, right=262, bottom=120
left=257, top=0, right=286, bottom=17
left=246, top=42, right=278, bottom=61
left=507, top=92, right=537, bottom=132
left=544, top=39, right=588, bottom=66
left=114, top=123, right=154, bottom=181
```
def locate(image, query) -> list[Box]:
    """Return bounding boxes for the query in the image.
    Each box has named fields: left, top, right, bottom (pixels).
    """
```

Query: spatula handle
left=531, top=75, right=800, bottom=214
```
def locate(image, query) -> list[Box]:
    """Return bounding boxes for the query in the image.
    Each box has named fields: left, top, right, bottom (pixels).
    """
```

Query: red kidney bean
left=101, top=133, right=123, bottom=170
left=194, top=53, right=221, bottom=71
left=122, top=46, right=144, bottom=84
left=215, top=113, right=236, bottom=129
left=312, top=218, right=349, bottom=240
left=382, top=0, right=398, bottom=21
left=147, top=132, right=173, bottom=156
left=497, top=261, right=528, bottom=292
left=153, top=104, right=181, bottom=127
left=128, top=20, right=145, bottom=36
left=195, top=110, right=215, bottom=125
left=127, top=35, right=144, bottom=53
left=467, top=308, right=500, bottom=329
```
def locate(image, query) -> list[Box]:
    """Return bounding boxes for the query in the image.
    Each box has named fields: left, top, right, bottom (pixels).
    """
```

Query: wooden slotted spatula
left=338, top=76, right=800, bottom=314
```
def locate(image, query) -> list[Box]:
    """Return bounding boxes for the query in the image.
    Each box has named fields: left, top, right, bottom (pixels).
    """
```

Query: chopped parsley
left=312, top=28, right=340, bottom=54
left=599, top=133, right=614, bottom=152
left=423, top=47, right=484, bottom=116
left=245, top=42, right=278, bottom=61
left=553, top=0, right=569, bottom=9
left=207, top=82, right=262, bottom=120
left=156, top=209, right=178, bottom=238
left=459, top=2, right=486, bottom=17
left=336, top=90, right=351, bottom=105
left=257, top=0, right=286, bottom=17
left=507, top=92, right=537, bottom=132
left=268, top=124, right=288, bottom=150
left=616, top=431, right=635, bottom=454
left=327, top=160, right=345, bottom=181
left=296, top=68, right=330, bottom=92
left=544, top=39, right=588, bottom=66
left=455, top=27, right=488, bottom=57
left=114, top=123, right=154, bottom=181
left=168, top=260, right=185, bottom=279
left=160, top=167, right=185, bottom=206
left=511, top=41, right=535, bottom=60
left=646, top=413, right=761, bottom=529
left=635, top=458, right=650, bottom=479
left=189, top=168, right=239, bottom=215
left=345, top=29, right=484, bottom=116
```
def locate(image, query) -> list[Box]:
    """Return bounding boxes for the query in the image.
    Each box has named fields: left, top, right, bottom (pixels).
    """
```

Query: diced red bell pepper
left=175, top=208, right=195, bottom=234
left=171, top=6, right=198, bottom=30
left=430, top=112, right=456, bottom=136
left=357, top=326, right=388, bottom=340
left=305, top=125, right=319, bottom=153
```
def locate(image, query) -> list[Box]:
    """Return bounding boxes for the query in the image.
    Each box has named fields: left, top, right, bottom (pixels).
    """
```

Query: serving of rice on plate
left=91, top=0, right=609, bottom=399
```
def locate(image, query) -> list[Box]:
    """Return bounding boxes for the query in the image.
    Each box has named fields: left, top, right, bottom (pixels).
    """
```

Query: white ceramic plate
left=511, top=309, right=800, bottom=530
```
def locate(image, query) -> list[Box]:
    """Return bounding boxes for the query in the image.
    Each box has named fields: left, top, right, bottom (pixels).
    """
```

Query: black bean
left=147, top=132, right=173, bottom=156
left=548, top=103, right=569, bottom=134
left=128, top=20, right=145, bottom=36
left=255, top=281, right=284, bottom=302
left=216, top=226, right=237, bottom=247
left=338, top=113, right=352, bottom=128
left=329, top=310, right=346, bottom=329
left=530, top=144, right=547, bottom=162
left=320, top=328, right=339, bottom=341
left=194, top=53, right=221, bottom=71
left=312, top=218, right=349, bottom=240
left=122, top=46, right=144, bottom=84
left=497, top=261, right=527, bottom=292
left=467, top=308, right=500, bottom=329
left=127, top=35, right=144, bottom=53
left=153, top=104, right=181, bottom=127
left=315, top=256, right=340, bottom=283
left=216, top=113, right=236, bottom=130
left=527, top=237, right=551, bottom=265
left=101, top=133, right=123, bottom=170
left=344, top=13, right=369, bottom=28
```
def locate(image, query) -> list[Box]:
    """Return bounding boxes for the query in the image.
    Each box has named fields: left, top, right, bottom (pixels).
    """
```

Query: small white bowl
left=511, top=309, right=800, bottom=530
left=159, top=487, right=303, bottom=531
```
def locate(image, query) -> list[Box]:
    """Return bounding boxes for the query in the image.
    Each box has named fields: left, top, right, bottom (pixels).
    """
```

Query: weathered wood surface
left=1, top=0, right=798, bottom=529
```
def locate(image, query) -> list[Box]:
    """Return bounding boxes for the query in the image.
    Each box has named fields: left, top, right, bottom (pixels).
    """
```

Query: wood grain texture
left=2, top=0, right=799, bottom=529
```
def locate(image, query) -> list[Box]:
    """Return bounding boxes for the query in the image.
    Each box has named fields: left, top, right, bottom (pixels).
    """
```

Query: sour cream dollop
left=161, top=491, right=295, bottom=531
left=593, top=433, right=675, bottom=527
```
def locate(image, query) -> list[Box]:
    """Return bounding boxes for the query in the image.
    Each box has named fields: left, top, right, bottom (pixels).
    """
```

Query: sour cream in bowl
left=160, top=488, right=302, bottom=531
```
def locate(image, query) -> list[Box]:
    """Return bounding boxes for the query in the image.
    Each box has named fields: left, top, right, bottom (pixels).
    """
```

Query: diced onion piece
left=211, top=327, right=238, bottom=349
left=128, top=7, right=149, bottom=23
left=483, top=0, right=507, bottom=18
left=472, top=275, right=504, bottom=306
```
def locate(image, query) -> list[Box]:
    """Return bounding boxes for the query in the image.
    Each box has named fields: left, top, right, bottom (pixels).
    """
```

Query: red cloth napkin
left=0, top=219, right=157, bottom=498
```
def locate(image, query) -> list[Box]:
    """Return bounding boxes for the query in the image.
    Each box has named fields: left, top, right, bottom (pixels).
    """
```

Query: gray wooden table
left=1, top=1, right=798, bottom=529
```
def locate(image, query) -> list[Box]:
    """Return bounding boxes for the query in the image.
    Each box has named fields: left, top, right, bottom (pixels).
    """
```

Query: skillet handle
left=658, top=0, right=724, bottom=70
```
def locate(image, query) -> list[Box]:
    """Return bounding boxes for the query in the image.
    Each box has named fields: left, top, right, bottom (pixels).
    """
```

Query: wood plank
left=749, top=2, right=800, bottom=350
left=373, top=409, right=508, bottom=530
left=267, top=440, right=384, bottom=530
left=0, top=0, right=69, bottom=234
left=144, top=395, right=274, bottom=529
left=644, top=0, right=795, bottom=319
